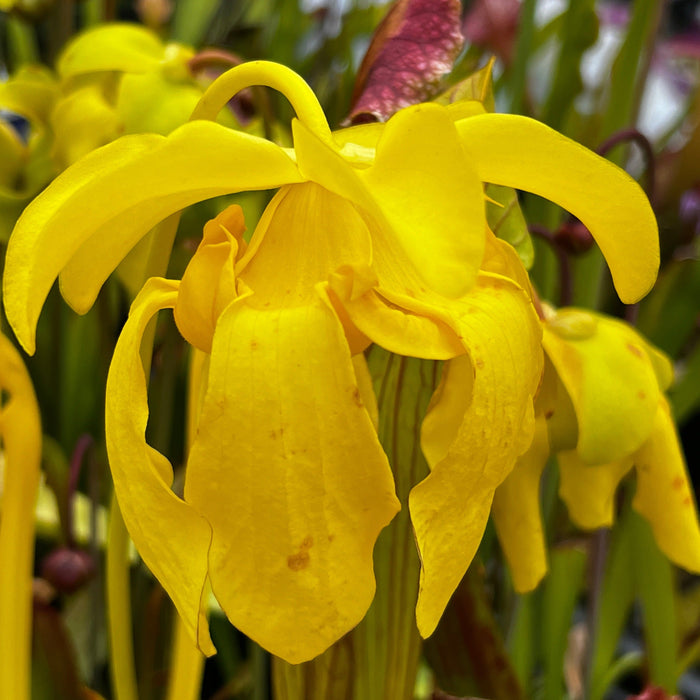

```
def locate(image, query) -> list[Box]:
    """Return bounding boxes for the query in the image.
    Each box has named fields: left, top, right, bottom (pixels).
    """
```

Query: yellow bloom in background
left=547, top=309, right=700, bottom=570
left=51, top=23, right=202, bottom=169
left=0, top=66, right=59, bottom=242
left=2, top=60, right=661, bottom=661
left=494, top=307, right=700, bottom=594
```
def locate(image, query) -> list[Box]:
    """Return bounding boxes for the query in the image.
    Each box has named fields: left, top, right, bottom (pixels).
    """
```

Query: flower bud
left=554, top=220, right=595, bottom=255
left=41, top=547, right=96, bottom=595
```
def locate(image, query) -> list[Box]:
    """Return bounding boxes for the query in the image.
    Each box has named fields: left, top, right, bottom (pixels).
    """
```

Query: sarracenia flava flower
left=492, top=307, right=700, bottom=593
left=51, top=22, right=206, bottom=170
left=3, top=61, right=658, bottom=661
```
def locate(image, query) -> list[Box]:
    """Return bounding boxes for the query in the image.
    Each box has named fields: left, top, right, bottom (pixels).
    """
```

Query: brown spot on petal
left=250, top=340, right=259, bottom=350
left=638, top=390, right=646, bottom=400
left=352, top=387, right=364, bottom=407
left=672, top=475, right=685, bottom=491
left=287, top=551, right=309, bottom=571
left=626, top=342, right=644, bottom=359
left=683, top=496, right=692, bottom=507
left=287, top=537, right=314, bottom=571
left=545, top=409, right=554, bottom=419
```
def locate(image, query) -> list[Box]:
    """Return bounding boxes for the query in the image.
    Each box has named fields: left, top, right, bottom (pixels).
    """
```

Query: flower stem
left=163, top=347, right=208, bottom=700
left=165, top=614, right=205, bottom=700
left=0, top=336, right=42, bottom=700
left=351, top=349, right=438, bottom=700
left=106, top=494, right=138, bottom=700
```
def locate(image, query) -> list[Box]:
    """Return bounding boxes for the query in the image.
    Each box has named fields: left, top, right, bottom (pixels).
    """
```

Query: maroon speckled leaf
left=348, top=0, right=464, bottom=124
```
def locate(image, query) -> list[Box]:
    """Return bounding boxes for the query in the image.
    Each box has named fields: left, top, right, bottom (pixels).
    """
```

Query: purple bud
left=41, top=548, right=96, bottom=595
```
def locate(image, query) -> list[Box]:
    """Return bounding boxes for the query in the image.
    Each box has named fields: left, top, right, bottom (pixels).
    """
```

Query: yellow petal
left=327, top=265, right=464, bottom=360
left=410, top=275, right=543, bottom=637
left=536, top=356, right=579, bottom=454
left=117, top=71, right=203, bottom=136
left=492, top=416, right=550, bottom=592
left=359, top=104, right=485, bottom=298
left=238, top=182, right=372, bottom=307
left=456, top=114, right=659, bottom=303
left=174, top=205, right=245, bottom=353
left=558, top=451, right=633, bottom=529
left=50, top=85, right=121, bottom=170
left=481, top=228, right=534, bottom=296
left=184, top=293, right=399, bottom=663
left=105, top=277, right=214, bottom=654
left=0, top=66, right=58, bottom=125
left=632, top=397, right=700, bottom=572
left=4, top=120, right=302, bottom=354
left=293, top=102, right=486, bottom=300
left=57, top=23, right=166, bottom=78
left=543, top=310, right=661, bottom=465
left=0, top=121, right=24, bottom=190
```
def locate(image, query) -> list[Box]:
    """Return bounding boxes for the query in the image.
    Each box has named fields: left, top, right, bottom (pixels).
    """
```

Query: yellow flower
left=493, top=308, right=700, bottom=593
left=2, top=61, right=659, bottom=660
left=548, top=309, right=700, bottom=569
left=51, top=23, right=204, bottom=169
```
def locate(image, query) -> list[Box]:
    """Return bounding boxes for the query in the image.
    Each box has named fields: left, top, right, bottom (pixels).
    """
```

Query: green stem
left=80, top=0, right=105, bottom=26
left=106, top=495, right=139, bottom=700
left=165, top=614, right=206, bottom=700
left=5, top=15, right=38, bottom=68
left=164, top=348, right=207, bottom=700
left=352, top=350, right=437, bottom=700
left=508, top=0, right=537, bottom=115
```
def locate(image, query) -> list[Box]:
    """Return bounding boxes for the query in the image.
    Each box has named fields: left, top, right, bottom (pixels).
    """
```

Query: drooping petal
left=293, top=102, right=486, bottom=300
left=557, top=451, right=634, bottom=529
left=105, top=277, right=214, bottom=654
left=174, top=205, right=245, bottom=353
left=543, top=310, right=661, bottom=465
left=492, top=416, right=550, bottom=592
left=456, top=113, right=658, bottom=303
left=632, top=397, right=700, bottom=572
left=410, top=274, right=542, bottom=637
left=4, top=120, right=303, bottom=354
left=184, top=293, right=400, bottom=663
